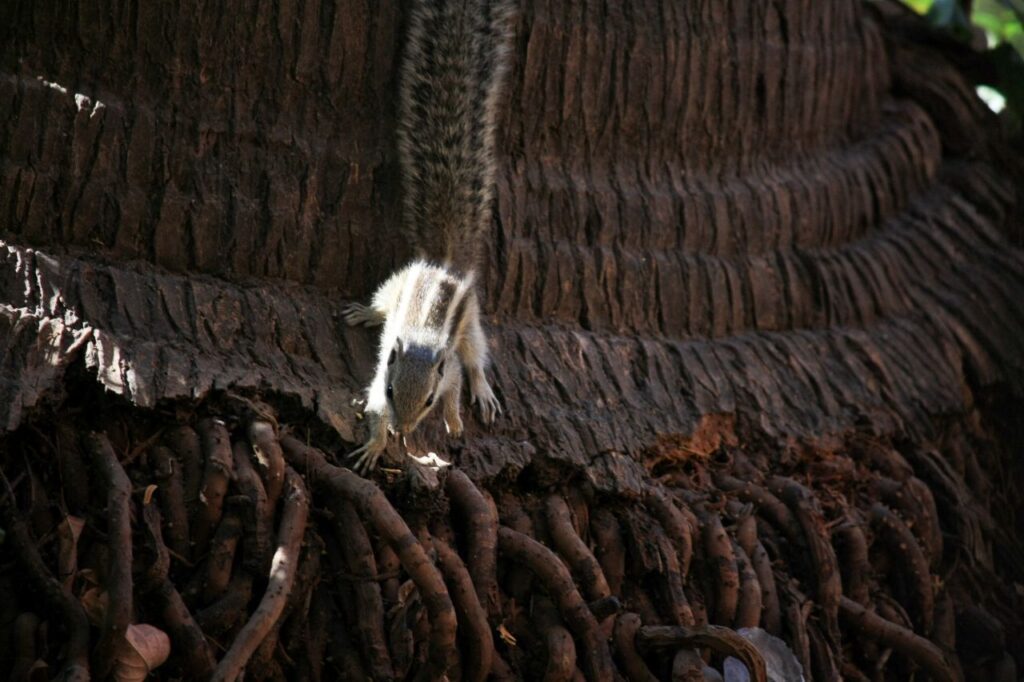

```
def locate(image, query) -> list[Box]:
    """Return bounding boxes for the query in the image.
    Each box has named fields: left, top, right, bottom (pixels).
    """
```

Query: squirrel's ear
left=434, top=349, right=445, bottom=376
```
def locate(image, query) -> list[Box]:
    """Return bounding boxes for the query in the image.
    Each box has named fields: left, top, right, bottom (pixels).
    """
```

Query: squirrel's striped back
left=377, top=260, right=477, bottom=351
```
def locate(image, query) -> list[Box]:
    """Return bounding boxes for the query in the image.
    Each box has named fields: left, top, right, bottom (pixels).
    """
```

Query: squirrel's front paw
left=342, top=303, right=382, bottom=328
left=348, top=434, right=387, bottom=474
left=470, top=379, right=501, bottom=425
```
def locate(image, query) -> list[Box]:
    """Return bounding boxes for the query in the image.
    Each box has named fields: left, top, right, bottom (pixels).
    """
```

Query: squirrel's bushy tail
left=398, top=0, right=516, bottom=272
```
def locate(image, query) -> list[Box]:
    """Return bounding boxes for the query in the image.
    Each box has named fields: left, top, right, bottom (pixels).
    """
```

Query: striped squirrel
left=343, top=0, right=515, bottom=473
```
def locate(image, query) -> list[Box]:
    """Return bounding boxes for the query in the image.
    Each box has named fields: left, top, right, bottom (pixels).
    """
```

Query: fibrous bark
left=0, top=0, right=1021, bottom=680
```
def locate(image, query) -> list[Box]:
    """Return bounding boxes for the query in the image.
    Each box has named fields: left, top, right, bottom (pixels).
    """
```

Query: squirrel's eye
left=386, top=384, right=394, bottom=400
left=424, top=393, right=434, bottom=408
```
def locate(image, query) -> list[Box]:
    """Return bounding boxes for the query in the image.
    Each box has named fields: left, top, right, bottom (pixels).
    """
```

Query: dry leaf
left=26, top=659, right=49, bottom=682
left=397, top=578, right=418, bottom=605
left=497, top=623, right=517, bottom=646
left=57, top=515, right=85, bottom=591
left=405, top=451, right=451, bottom=469
left=79, top=585, right=108, bottom=627
left=78, top=568, right=100, bottom=587
left=143, top=484, right=158, bottom=505
left=113, top=623, right=171, bottom=682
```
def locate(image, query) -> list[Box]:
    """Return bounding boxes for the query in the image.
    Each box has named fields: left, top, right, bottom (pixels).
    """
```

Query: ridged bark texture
left=0, top=1, right=1021, bottom=485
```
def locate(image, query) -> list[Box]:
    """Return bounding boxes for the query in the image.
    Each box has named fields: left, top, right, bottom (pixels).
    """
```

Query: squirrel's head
left=385, top=338, right=447, bottom=435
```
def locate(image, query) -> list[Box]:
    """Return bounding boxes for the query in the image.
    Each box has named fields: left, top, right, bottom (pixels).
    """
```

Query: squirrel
left=342, top=0, right=515, bottom=473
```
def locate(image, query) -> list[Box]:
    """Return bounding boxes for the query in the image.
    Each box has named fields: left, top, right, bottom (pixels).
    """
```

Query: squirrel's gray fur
left=343, top=0, right=514, bottom=473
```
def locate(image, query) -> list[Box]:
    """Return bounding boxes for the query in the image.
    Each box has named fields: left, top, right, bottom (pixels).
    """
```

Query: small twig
left=123, top=428, right=166, bottom=466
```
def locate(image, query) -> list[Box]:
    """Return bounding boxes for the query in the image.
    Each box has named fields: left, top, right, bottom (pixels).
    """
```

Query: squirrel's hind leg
left=456, top=295, right=502, bottom=424
left=442, top=369, right=464, bottom=437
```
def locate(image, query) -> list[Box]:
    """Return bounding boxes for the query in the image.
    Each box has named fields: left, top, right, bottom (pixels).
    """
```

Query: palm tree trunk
left=0, top=1, right=1021, bottom=679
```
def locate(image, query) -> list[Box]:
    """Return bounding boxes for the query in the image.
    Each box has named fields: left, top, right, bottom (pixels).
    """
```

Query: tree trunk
left=0, top=1, right=1021, bottom=680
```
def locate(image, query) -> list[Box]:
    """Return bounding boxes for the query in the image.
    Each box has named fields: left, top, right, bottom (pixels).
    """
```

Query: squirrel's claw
left=469, top=377, right=502, bottom=425
left=348, top=439, right=386, bottom=475
left=445, top=413, right=464, bottom=437
left=473, top=386, right=501, bottom=425
left=348, top=447, right=378, bottom=475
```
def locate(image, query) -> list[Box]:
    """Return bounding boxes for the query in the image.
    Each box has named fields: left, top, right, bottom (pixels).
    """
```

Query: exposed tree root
left=150, top=445, right=191, bottom=561
left=747, top=539, right=780, bottom=636
left=651, top=517, right=695, bottom=626
left=714, top=474, right=803, bottom=546
left=83, top=432, right=133, bottom=679
left=247, top=421, right=285, bottom=517
left=590, top=507, right=627, bottom=597
left=0, top=472, right=89, bottom=682
left=613, top=612, right=658, bottom=682
left=332, top=499, right=392, bottom=680
left=636, top=624, right=768, bottom=682
left=434, top=537, right=494, bottom=682
left=193, top=419, right=235, bottom=556
left=769, top=477, right=841, bottom=650
left=869, top=503, right=935, bottom=636
left=54, top=424, right=89, bottom=515
left=545, top=495, right=611, bottom=602
left=196, top=573, right=253, bottom=636
left=645, top=490, right=694, bottom=582
left=700, top=511, right=739, bottom=626
left=138, top=502, right=217, bottom=678
left=779, top=578, right=813, bottom=679
left=203, top=499, right=245, bottom=603
left=731, top=539, right=762, bottom=630
left=497, top=526, right=615, bottom=681
left=231, top=440, right=272, bottom=572
left=211, top=468, right=308, bottom=682
left=833, top=520, right=871, bottom=607
left=533, top=595, right=578, bottom=682
left=840, top=596, right=963, bottom=682
left=446, top=469, right=501, bottom=621
left=674, top=648, right=713, bottom=681
left=279, top=435, right=457, bottom=682
left=0, top=401, right=1018, bottom=681
left=164, top=426, right=204, bottom=514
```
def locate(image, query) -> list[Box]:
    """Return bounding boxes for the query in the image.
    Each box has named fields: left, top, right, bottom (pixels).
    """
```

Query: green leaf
left=994, top=0, right=1024, bottom=24
left=906, top=0, right=936, bottom=13
left=973, top=10, right=1004, bottom=33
